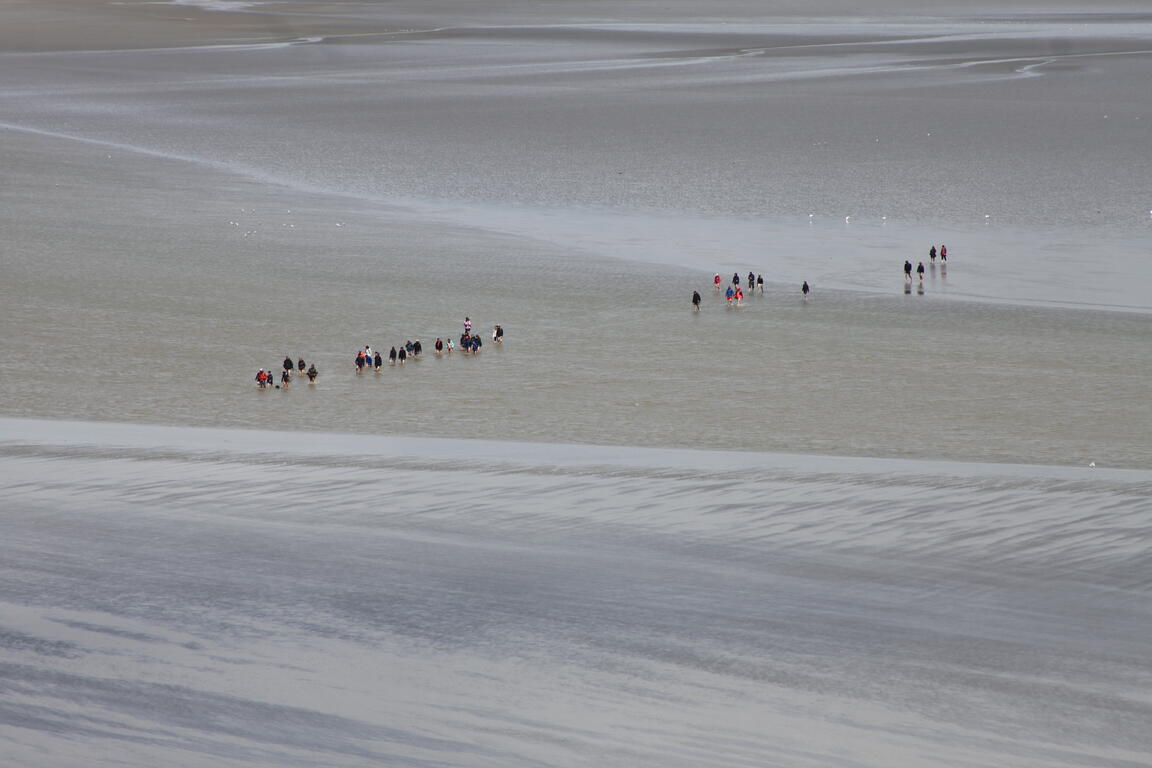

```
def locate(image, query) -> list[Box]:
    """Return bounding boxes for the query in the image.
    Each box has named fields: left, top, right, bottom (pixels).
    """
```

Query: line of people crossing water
left=696, top=242, right=952, bottom=309
left=352, top=322, right=505, bottom=374
left=255, top=356, right=319, bottom=389
left=352, top=322, right=504, bottom=374
left=254, top=319, right=505, bottom=388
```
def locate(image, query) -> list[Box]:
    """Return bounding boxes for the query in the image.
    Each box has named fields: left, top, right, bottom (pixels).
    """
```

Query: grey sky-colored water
left=2, top=1, right=1151, bottom=466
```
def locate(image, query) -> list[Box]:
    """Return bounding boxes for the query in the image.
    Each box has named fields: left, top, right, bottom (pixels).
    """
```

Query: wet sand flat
left=1, top=419, right=1150, bottom=767
left=0, top=0, right=407, bottom=52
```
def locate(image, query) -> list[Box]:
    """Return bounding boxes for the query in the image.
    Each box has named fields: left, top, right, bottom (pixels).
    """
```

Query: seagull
left=1089, top=462, right=1096, bottom=468
left=844, top=215, right=851, bottom=223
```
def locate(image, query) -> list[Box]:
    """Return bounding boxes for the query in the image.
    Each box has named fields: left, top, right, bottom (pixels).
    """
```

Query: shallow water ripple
left=1, top=423, right=1149, bottom=767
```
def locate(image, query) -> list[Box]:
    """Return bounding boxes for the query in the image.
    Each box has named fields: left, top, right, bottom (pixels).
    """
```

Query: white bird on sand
left=844, top=215, right=851, bottom=223
left=1089, top=461, right=1096, bottom=468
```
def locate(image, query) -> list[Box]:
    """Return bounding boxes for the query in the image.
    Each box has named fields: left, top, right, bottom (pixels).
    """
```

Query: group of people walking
left=352, top=321, right=505, bottom=373
left=255, top=356, right=318, bottom=389
left=713, top=271, right=766, bottom=295
left=691, top=242, right=953, bottom=311
left=253, top=318, right=507, bottom=388
left=721, top=272, right=762, bottom=307
left=905, top=244, right=951, bottom=288
left=356, top=343, right=423, bottom=371
left=692, top=243, right=951, bottom=311
left=692, top=273, right=810, bottom=310
left=457, top=321, right=503, bottom=352
left=345, top=319, right=505, bottom=376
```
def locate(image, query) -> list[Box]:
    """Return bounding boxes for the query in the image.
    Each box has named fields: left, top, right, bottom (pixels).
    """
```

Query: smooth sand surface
left=2, top=418, right=1150, bottom=767
left=0, top=0, right=400, bottom=52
